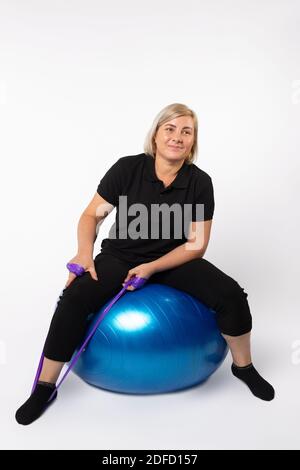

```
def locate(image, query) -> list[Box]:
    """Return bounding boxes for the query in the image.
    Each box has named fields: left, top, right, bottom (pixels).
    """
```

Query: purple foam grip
left=66, top=263, right=85, bottom=276
left=126, top=276, right=148, bottom=289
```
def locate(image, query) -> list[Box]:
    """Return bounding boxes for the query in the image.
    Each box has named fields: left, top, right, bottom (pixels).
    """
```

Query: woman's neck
left=154, top=155, right=185, bottom=179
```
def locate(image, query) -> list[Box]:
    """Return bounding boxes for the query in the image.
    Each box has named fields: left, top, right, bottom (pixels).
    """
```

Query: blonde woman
left=15, top=103, right=275, bottom=425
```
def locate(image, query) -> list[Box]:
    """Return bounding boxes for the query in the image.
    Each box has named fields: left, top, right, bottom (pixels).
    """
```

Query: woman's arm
left=148, top=219, right=213, bottom=274
left=77, top=192, right=114, bottom=256
left=76, top=214, right=98, bottom=257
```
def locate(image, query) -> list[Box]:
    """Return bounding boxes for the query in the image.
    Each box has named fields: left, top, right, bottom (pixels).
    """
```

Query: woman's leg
left=15, top=254, right=132, bottom=425
left=39, top=253, right=132, bottom=380
left=148, top=256, right=253, bottom=339
left=38, top=358, right=65, bottom=384
left=222, top=331, right=252, bottom=367
left=148, top=257, right=274, bottom=400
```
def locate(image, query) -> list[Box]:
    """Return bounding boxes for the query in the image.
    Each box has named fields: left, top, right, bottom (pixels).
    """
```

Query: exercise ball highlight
left=71, top=283, right=228, bottom=394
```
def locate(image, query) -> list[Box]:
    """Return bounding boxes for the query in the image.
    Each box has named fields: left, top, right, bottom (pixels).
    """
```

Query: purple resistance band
left=31, top=274, right=148, bottom=404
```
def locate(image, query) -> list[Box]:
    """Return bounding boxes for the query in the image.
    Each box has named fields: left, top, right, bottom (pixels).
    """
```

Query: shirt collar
left=143, top=153, right=190, bottom=189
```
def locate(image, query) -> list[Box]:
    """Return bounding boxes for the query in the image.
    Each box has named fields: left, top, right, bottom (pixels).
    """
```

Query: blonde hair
left=143, top=103, right=198, bottom=165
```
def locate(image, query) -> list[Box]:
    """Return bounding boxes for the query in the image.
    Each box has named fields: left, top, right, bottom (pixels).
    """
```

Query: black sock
left=231, top=362, right=275, bottom=401
left=15, top=381, right=57, bottom=425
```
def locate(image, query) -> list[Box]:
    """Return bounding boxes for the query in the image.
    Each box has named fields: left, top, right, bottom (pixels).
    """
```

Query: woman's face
left=154, top=115, right=195, bottom=162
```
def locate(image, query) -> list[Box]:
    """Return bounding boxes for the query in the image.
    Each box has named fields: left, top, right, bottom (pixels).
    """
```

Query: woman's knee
left=56, top=270, right=125, bottom=316
left=62, top=271, right=104, bottom=299
left=220, top=277, right=248, bottom=303
left=51, top=278, right=96, bottom=321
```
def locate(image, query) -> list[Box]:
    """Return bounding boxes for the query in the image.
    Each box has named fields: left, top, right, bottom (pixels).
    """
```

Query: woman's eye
left=166, top=128, right=191, bottom=134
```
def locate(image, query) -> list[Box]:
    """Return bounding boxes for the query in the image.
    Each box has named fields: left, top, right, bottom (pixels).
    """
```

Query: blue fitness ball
left=71, top=283, right=228, bottom=394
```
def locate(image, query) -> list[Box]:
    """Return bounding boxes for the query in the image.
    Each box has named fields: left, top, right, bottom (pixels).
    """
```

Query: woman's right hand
left=65, top=253, right=99, bottom=288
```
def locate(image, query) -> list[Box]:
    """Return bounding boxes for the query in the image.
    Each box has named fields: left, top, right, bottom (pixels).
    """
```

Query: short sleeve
left=192, top=177, right=215, bottom=221
left=97, top=158, right=124, bottom=207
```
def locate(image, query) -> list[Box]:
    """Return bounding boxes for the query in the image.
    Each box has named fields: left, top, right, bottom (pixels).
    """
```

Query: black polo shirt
left=96, top=152, right=214, bottom=265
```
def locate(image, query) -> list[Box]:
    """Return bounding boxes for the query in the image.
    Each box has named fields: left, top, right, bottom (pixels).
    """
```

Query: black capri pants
left=43, top=253, right=252, bottom=362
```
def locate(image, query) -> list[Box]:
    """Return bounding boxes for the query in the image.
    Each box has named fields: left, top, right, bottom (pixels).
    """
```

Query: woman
left=15, top=103, right=275, bottom=425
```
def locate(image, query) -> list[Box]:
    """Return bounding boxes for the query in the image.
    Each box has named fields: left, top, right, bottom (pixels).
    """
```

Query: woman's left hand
left=122, top=263, right=156, bottom=290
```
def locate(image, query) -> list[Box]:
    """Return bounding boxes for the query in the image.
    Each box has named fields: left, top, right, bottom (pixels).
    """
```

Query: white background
left=0, top=0, right=299, bottom=450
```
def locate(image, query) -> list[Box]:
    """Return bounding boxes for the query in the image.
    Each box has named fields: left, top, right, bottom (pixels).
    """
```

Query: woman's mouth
left=168, top=145, right=183, bottom=150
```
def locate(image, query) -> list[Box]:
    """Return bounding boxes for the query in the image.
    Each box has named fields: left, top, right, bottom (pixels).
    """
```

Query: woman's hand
left=122, top=263, right=156, bottom=291
left=65, top=253, right=98, bottom=288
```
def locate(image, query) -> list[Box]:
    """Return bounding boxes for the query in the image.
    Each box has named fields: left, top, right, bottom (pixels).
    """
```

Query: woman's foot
left=15, top=381, right=57, bottom=425
left=231, top=362, right=275, bottom=401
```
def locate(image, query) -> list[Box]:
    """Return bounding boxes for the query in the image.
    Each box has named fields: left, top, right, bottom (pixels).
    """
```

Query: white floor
left=2, top=297, right=299, bottom=450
